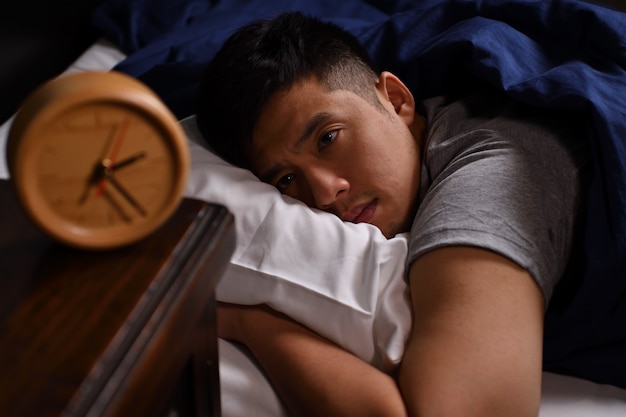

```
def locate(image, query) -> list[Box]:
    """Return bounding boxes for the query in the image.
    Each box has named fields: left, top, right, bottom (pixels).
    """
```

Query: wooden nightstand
left=0, top=179, right=235, bottom=417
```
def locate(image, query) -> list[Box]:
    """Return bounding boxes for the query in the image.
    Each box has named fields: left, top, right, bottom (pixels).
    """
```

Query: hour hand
left=108, top=152, right=146, bottom=172
left=78, top=161, right=108, bottom=204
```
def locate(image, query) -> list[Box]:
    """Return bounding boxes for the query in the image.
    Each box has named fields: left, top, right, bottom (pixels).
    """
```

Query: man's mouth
left=344, top=199, right=378, bottom=224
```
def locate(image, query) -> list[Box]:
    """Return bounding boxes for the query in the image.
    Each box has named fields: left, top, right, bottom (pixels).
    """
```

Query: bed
left=2, top=0, right=626, bottom=416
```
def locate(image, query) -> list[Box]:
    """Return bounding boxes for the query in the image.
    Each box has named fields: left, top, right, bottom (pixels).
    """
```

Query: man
left=196, top=12, right=589, bottom=417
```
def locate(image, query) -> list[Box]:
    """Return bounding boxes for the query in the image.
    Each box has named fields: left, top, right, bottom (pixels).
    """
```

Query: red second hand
left=97, top=117, right=130, bottom=196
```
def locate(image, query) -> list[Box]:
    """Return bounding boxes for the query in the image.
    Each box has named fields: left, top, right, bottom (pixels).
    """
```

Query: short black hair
left=195, top=11, right=380, bottom=168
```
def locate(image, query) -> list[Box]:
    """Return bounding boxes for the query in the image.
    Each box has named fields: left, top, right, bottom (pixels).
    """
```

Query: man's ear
left=376, top=71, right=415, bottom=126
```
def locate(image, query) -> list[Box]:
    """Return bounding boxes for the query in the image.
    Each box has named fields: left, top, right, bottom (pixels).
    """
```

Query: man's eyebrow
left=259, top=164, right=283, bottom=184
left=259, top=112, right=333, bottom=183
left=295, top=112, right=333, bottom=148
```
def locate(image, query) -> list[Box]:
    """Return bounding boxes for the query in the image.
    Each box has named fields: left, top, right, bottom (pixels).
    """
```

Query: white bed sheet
left=3, top=39, right=626, bottom=417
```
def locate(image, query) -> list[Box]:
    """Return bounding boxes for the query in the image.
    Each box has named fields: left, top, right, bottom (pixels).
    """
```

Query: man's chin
left=379, top=218, right=410, bottom=239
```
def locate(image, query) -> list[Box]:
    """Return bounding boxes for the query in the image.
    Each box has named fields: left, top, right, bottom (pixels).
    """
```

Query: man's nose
left=305, top=166, right=349, bottom=209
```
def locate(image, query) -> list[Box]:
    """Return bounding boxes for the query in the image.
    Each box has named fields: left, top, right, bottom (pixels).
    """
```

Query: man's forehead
left=251, top=79, right=336, bottom=148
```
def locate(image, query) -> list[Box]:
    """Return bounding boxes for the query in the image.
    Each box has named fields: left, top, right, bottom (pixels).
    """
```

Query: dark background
left=0, top=0, right=106, bottom=125
left=0, top=0, right=624, bottom=126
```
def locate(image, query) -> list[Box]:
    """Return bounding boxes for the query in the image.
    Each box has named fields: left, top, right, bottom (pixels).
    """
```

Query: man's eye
left=318, top=130, right=337, bottom=150
left=276, top=173, right=295, bottom=191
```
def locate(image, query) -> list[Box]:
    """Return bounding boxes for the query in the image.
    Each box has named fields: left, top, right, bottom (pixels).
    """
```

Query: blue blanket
left=92, top=0, right=626, bottom=387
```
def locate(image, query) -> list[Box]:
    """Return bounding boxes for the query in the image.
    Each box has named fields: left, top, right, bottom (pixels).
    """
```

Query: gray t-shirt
left=408, top=89, right=590, bottom=303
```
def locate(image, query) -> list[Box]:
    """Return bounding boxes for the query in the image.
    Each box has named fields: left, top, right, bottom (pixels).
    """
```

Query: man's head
left=196, top=12, right=381, bottom=167
left=197, top=12, right=424, bottom=237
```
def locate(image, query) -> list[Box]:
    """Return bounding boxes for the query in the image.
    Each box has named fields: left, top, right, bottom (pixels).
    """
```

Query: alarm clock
left=6, top=71, right=190, bottom=250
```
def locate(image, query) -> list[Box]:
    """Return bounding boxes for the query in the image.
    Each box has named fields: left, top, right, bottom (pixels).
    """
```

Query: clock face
left=8, top=71, right=189, bottom=249
left=37, top=103, right=178, bottom=227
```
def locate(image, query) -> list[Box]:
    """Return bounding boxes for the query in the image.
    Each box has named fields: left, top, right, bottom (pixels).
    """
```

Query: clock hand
left=109, top=152, right=146, bottom=171
left=102, top=188, right=132, bottom=223
left=78, top=124, right=124, bottom=204
left=97, top=117, right=130, bottom=196
left=78, top=150, right=145, bottom=205
left=107, top=116, right=130, bottom=163
left=78, top=181, right=94, bottom=205
left=105, top=174, right=147, bottom=217
left=78, top=161, right=107, bottom=204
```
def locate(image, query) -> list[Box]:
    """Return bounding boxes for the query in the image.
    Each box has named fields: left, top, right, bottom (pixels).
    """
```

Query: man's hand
left=217, top=302, right=259, bottom=343
left=217, top=302, right=407, bottom=417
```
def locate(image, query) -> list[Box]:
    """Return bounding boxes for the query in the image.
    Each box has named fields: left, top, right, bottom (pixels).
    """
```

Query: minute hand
left=105, top=175, right=147, bottom=217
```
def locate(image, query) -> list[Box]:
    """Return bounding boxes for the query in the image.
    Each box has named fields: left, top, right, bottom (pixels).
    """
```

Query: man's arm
left=218, top=245, right=545, bottom=417
left=399, top=246, right=545, bottom=417
left=218, top=303, right=408, bottom=417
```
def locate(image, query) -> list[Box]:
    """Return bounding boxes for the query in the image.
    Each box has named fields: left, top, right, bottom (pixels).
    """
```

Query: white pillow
left=181, top=115, right=411, bottom=371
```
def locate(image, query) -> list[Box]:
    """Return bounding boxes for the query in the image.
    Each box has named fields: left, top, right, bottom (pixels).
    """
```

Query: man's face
left=248, top=75, right=422, bottom=238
